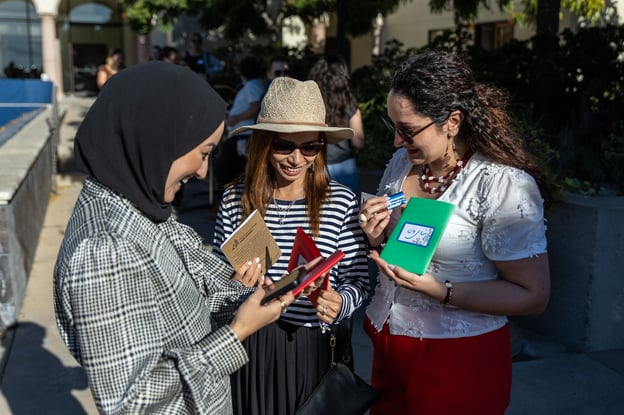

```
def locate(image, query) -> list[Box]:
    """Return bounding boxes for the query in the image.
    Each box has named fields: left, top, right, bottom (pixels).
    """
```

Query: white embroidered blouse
left=366, top=149, right=548, bottom=339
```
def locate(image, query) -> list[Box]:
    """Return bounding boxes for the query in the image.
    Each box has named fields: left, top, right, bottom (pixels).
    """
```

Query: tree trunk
left=536, top=0, right=561, bottom=35
left=532, top=0, right=562, bottom=147
left=335, top=0, right=348, bottom=60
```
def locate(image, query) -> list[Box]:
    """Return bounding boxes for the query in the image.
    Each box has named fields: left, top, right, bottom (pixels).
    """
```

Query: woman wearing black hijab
left=54, top=62, right=294, bottom=414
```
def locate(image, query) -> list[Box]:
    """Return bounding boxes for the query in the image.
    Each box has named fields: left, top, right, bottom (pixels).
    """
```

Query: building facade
left=0, top=0, right=135, bottom=96
left=1, top=1, right=621, bottom=98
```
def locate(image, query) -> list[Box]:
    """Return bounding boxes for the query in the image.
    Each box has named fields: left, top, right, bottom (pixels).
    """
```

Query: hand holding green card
left=380, top=197, right=455, bottom=275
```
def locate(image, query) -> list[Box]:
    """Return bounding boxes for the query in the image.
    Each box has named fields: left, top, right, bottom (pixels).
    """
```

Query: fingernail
left=388, top=264, right=395, bottom=270
left=255, top=257, right=260, bottom=263
left=247, top=261, right=252, bottom=265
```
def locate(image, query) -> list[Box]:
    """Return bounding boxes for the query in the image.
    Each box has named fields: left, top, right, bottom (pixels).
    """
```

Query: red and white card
left=288, top=227, right=335, bottom=306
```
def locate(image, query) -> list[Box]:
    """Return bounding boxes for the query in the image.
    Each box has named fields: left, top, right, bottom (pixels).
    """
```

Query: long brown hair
left=308, top=55, right=357, bottom=128
left=240, top=130, right=330, bottom=236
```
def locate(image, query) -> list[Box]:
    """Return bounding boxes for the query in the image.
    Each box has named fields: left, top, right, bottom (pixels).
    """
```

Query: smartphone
left=261, top=266, right=306, bottom=305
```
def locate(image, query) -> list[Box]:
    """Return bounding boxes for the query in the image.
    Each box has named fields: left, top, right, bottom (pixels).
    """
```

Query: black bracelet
left=441, top=280, right=453, bottom=305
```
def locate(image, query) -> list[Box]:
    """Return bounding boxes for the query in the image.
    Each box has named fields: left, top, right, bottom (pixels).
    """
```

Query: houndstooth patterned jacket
left=54, top=178, right=252, bottom=414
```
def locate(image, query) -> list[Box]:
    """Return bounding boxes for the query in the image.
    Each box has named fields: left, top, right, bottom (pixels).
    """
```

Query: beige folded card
left=220, top=209, right=281, bottom=275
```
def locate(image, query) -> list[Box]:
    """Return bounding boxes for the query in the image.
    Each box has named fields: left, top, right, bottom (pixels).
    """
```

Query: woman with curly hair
left=359, top=49, right=551, bottom=414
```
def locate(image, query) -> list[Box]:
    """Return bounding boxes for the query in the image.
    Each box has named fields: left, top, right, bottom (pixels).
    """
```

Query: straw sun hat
left=230, top=77, right=354, bottom=144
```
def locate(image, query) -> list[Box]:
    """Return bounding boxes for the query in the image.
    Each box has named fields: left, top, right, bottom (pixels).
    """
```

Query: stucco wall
left=0, top=106, right=56, bottom=329
left=516, top=194, right=624, bottom=352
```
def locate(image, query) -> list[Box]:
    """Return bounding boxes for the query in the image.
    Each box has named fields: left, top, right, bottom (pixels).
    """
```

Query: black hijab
left=74, top=61, right=227, bottom=222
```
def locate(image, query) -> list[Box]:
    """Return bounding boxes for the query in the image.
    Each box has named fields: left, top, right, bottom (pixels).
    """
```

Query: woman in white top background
left=359, top=49, right=551, bottom=415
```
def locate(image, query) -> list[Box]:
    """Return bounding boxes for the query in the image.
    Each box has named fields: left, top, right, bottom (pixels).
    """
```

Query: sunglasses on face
left=381, top=115, right=438, bottom=144
left=271, top=138, right=324, bottom=157
left=273, top=69, right=291, bottom=77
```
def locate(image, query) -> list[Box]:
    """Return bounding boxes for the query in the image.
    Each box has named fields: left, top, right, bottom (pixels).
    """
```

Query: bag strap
left=329, top=332, right=337, bottom=367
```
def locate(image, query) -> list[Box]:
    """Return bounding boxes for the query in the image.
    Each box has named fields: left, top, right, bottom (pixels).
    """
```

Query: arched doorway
left=57, top=0, right=126, bottom=95
left=0, top=0, right=42, bottom=78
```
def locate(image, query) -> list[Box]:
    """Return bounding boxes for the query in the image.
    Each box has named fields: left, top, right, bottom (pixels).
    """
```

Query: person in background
left=215, top=55, right=265, bottom=187
left=226, top=56, right=265, bottom=159
left=96, top=48, right=125, bottom=90
left=264, top=55, right=291, bottom=90
left=308, top=55, right=365, bottom=193
left=149, top=45, right=162, bottom=61
left=184, top=32, right=223, bottom=79
left=359, top=49, right=551, bottom=414
left=54, top=61, right=295, bottom=414
left=213, top=77, right=370, bottom=415
left=160, top=46, right=179, bottom=64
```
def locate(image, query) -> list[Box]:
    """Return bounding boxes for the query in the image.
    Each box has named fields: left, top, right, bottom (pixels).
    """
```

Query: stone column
left=39, top=13, right=63, bottom=97
left=32, top=0, right=63, bottom=98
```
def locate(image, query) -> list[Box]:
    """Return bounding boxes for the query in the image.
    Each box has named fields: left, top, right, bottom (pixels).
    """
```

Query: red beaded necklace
left=420, top=151, right=473, bottom=194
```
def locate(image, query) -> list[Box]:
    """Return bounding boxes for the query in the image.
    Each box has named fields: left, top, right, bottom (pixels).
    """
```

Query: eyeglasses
left=271, top=138, right=324, bottom=157
left=381, top=115, right=436, bottom=144
left=273, top=70, right=291, bottom=77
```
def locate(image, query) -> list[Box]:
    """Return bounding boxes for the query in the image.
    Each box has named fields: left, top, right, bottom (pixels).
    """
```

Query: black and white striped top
left=213, top=181, right=370, bottom=327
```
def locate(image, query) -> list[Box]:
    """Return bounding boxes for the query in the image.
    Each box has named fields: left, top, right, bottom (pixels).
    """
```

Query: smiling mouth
left=281, top=164, right=304, bottom=174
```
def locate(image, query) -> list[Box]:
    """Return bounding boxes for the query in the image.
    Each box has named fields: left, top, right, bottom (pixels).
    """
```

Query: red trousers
left=364, top=316, right=511, bottom=415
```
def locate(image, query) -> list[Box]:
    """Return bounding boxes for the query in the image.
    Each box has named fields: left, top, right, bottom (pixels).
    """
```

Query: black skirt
left=231, top=318, right=353, bottom=415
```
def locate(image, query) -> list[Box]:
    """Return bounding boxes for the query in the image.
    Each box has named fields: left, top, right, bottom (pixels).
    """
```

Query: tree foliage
left=351, top=25, right=624, bottom=194
left=121, top=0, right=609, bottom=41
left=121, top=0, right=199, bottom=34
left=121, top=0, right=409, bottom=39
left=429, top=0, right=607, bottom=32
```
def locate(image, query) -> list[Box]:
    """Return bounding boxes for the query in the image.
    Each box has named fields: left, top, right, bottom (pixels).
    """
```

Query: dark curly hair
left=391, top=49, right=553, bottom=203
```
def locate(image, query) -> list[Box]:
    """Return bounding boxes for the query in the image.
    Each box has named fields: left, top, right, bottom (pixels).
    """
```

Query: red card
left=292, top=250, right=345, bottom=297
left=288, top=227, right=331, bottom=306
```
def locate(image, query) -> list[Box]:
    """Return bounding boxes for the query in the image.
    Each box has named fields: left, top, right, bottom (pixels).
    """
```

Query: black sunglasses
left=273, top=69, right=291, bottom=77
left=381, top=115, right=437, bottom=144
left=271, top=138, right=324, bottom=157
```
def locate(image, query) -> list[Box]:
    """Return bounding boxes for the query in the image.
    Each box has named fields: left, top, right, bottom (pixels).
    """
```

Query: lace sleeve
left=481, top=166, right=548, bottom=260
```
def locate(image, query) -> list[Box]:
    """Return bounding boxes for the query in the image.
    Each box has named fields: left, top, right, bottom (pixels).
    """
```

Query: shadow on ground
left=0, top=322, right=89, bottom=415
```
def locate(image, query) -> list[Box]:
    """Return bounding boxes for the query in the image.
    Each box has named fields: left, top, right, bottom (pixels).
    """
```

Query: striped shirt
left=213, top=181, right=370, bottom=326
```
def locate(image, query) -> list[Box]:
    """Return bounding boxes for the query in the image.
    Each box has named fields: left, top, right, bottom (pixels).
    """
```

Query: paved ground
left=1, top=95, right=623, bottom=414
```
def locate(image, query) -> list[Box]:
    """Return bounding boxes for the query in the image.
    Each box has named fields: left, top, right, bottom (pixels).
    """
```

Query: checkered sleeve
left=66, top=234, right=248, bottom=414
left=159, top=219, right=254, bottom=328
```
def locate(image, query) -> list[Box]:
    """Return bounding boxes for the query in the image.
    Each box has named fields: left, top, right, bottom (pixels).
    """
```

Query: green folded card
left=380, top=197, right=455, bottom=275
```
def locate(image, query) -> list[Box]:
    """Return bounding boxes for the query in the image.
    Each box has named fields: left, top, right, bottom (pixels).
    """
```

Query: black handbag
left=295, top=332, right=380, bottom=415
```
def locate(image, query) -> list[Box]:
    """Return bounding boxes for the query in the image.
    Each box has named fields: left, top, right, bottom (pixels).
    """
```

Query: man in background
left=265, top=55, right=291, bottom=90
left=183, top=32, right=223, bottom=79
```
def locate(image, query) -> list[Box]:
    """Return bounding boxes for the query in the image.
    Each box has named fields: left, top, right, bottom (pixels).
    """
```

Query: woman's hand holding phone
left=261, top=257, right=324, bottom=305
left=230, top=277, right=294, bottom=342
